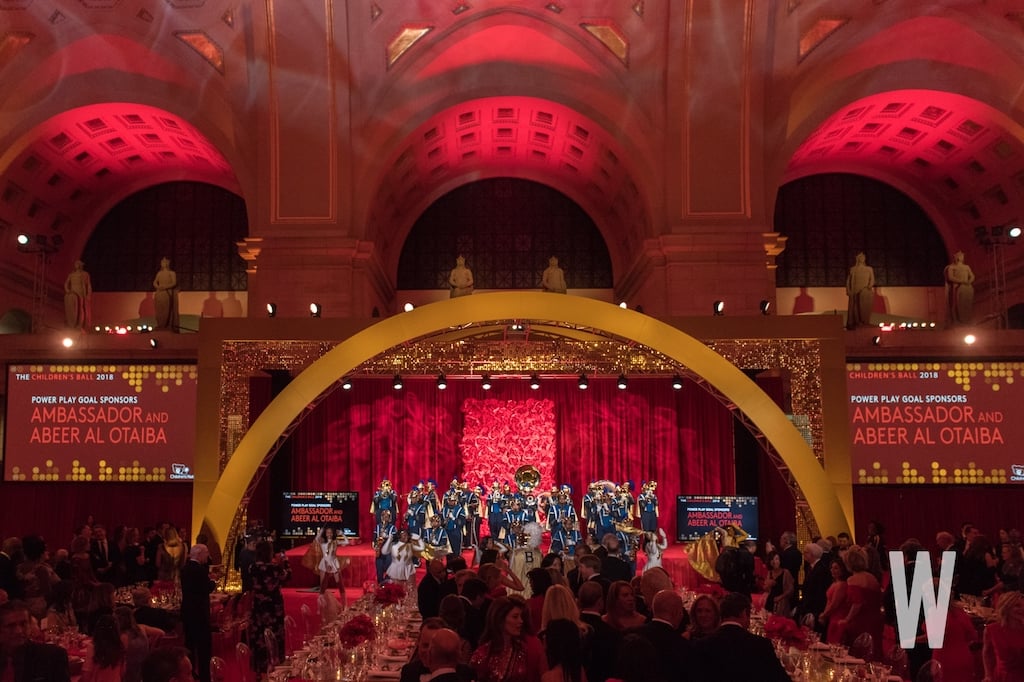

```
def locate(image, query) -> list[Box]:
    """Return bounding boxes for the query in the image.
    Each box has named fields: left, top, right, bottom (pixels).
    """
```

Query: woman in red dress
left=819, top=558, right=851, bottom=644
left=470, top=595, right=547, bottom=682
left=983, top=590, right=1024, bottom=681
left=837, top=546, right=884, bottom=659
left=929, top=600, right=978, bottom=680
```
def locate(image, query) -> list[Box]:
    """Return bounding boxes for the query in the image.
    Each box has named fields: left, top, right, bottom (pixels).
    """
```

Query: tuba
left=514, top=464, right=541, bottom=494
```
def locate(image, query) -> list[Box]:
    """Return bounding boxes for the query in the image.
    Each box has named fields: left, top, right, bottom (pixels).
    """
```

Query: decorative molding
left=387, top=25, right=433, bottom=70
left=763, top=232, right=789, bottom=270
left=580, top=20, right=629, bottom=66
left=174, top=30, right=225, bottom=74
left=0, top=31, right=33, bottom=71
left=798, top=16, right=849, bottom=62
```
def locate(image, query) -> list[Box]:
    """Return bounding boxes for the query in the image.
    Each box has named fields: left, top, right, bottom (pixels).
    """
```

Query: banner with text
left=847, top=361, right=1023, bottom=485
left=4, top=363, right=198, bottom=482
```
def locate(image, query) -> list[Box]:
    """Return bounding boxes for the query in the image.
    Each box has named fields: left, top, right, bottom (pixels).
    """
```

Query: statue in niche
left=944, top=251, right=975, bottom=326
left=448, top=255, right=474, bottom=298
left=845, top=252, right=875, bottom=329
left=541, top=256, right=567, bottom=294
left=153, top=257, right=180, bottom=331
left=63, top=260, right=92, bottom=329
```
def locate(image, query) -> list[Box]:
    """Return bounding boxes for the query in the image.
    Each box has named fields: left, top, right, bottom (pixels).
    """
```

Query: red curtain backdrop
left=285, top=376, right=736, bottom=541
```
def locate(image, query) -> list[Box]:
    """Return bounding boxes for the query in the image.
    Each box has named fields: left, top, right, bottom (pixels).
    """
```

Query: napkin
left=835, top=656, right=865, bottom=665
left=379, top=653, right=408, bottom=663
left=365, top=669, right=401, bottom=680
left=808, top=642, right=829, bottom=650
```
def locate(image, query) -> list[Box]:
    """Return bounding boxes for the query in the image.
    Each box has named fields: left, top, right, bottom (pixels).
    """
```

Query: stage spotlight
left=713, top=300, right=725, bottom=316
left=341, top=376, right=353, bottom=390
left=403, top=302, right=414, bottom=312
left=872, top=335, right=882, bottom=346
left=1010, top=225, right=1023, bottom=239
left=759, top=299, right=772, bottom=315
left=617, top=374, right=628, bottom=390
left=671, top=374, right=684, bottom=390
left=436, top=374, right=447, bottom=390
left=309, top=303, right=322, bottom=317
left=266, top=303, right=277, bottom=317
left=149, top=337, right=159, bottom=349
left=964, top=334, right=977, bottom=345
left=578, top=373, right=588, bottom=390
left=61, top=336, right=74, bottom=349
left=619, top=301, right=628, bottom=309
left=392, top=374, right=403, bottom=390
left=481, top=374, right=492, bottom=390
left=16, top=234, right=29, bottom=245
left=529, top=373, right=541, bottom=390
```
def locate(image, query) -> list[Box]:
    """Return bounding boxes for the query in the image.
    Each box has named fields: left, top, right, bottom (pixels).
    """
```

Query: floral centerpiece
left=338, top=614, right=377, bottom=648
left=692, top=582, right=726, bottom=600
left=764, top=614, right=807, bottom=648
left=375, top=582, right=406, bottom=606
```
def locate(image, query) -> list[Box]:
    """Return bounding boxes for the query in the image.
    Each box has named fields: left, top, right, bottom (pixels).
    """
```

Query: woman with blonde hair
left=540, top=585, right=588, bottom=637
left=156, top=527, right=185, bottom=583
left=837, top=546, right=883, bottom=658
left=982, top=589, right=1024, bottom=681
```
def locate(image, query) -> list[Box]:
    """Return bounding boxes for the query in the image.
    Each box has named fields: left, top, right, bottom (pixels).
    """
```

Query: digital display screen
left=281, top=491, right=360, bottom=538
left=4, top=363, right=198, bottom=482
left=676, top=495, right=759, bottom=542
left=847, top=361, right=1023, bottom=485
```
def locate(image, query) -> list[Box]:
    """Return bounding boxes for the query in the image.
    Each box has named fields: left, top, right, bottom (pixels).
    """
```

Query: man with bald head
left=626, top=590, right=692, bottom=680
left=422, top=628, right=470, bottom=681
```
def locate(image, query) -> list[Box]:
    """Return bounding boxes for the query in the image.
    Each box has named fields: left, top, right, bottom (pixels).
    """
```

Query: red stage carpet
left=284, top=542, right=377, bottom=589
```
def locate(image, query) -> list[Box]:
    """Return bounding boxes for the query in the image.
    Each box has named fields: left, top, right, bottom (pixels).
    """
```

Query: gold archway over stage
left=192, top=293, right=853, bottom=548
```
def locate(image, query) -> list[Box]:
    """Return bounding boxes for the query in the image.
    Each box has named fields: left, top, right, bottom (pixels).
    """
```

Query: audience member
left=577, top=581, right=618, bottom=682
left=81, top=613, right=126, bottom=682
left=691, top=592, right=789, bottom=681
left=541, top=618, right=586, bottom=682
left=626, top=590, right=691, bottom=680
left=601, top=581, right=646, bottom=631
left=469, top=595, right=546, bottom=682
left=180, top=544, right=215, bottom=682
left=0, top=600, right=70, bottom=681
left=418, top=559, right=449, bottom=618
left=140, top=646, right=193, bottom=682
left=683, top=594, right=719, bottom=641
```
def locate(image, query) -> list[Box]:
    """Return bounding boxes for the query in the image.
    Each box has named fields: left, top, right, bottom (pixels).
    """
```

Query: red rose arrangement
left=338, top=614, right=377, bottom=648
left=375, top=582, right=406, bottom=605
left=764, top=614, right=807, bottom=647
left=692, top=583, right=726, bottom=600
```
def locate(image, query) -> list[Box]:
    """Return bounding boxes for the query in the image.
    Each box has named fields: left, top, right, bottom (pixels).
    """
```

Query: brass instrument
left=614, top=520, right=644, bottom=536
left=514, top=464, right=541, bottom=493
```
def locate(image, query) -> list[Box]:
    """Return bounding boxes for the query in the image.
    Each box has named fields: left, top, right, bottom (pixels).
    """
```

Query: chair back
left=915, top=659, right=943, bottom=682
left=263, top=627, right=280, bottom=672
left=235, top=641, right=252, bottom=682
left=210, top=656, right=227, bottom=682
left=850, top=632, right=874, bottom=661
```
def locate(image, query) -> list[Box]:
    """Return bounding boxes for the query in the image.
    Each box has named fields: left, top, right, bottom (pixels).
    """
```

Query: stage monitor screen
left=281, top=491, right=360, bottom=538
left=676, top=495, right=759, bottom=542
left=4, top=363, right=197, bottom=482
left=847, top=361, right=1023, bottom=485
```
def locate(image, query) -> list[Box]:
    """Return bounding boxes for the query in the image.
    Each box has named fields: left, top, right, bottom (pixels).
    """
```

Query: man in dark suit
left=89, top=524, right=116, bottom=583
left=180, top=544, right=216, bottom=682
left=575, top=554, right=611, bottom=598
left=422, top=628, right=474, bottom=682
left=0, top=600, right=71, bottom=682
left=627, top=590, right=693, bottom=680
left=417, top=559, right=449, bottom=618
left=779, top=531, right=803, bottom=586
left=795, top=542, right=830, bottom=633
left=692, top=592, right=789, bottom=681
left=578, top=580, right=620, bottom=682
left=0, top=538, right=19, bottom=599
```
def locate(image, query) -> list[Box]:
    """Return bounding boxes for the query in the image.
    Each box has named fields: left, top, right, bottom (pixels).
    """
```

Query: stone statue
left=63, top=260, right=92, bottom=329
left=541, top=256, right=567, bottom=294
left=845, top=252, right=875, bottom=329
left=944, top=251, right=975, bottom=326
left=448, top=255, right=474, bottom=298
left=153, top=257, right=180, bottom=331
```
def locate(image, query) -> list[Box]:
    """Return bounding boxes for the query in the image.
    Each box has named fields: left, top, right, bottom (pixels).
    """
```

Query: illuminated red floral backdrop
left=284, top=376, right=736, bottom=541
left=460, top=398, right=557, bottom=502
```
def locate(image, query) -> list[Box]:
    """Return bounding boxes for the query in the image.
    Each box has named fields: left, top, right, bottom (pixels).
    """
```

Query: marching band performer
left=370, top=479, right=398, bottom=526
left=503, top=498, right=529, bottom=542
left=372, top=509, right=397, bottom=583
left=461, top=482, right=483, bottom=551
left=406, top=487, right=429, bottom=539
left=422, top=514, right=451, bottom=557
left=487, top=480, right=505, bottom=540
left=441, top=491, right=467, bottom=556
left=638, top=480, right=659, bottom=533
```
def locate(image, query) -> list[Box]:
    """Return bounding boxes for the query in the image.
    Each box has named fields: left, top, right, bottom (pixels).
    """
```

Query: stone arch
left=192, top=293, right=852, bottom=547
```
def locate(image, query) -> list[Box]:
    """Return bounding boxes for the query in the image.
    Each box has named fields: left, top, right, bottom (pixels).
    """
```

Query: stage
left=283, top=542, right=377, bottom=589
